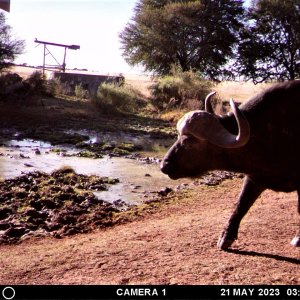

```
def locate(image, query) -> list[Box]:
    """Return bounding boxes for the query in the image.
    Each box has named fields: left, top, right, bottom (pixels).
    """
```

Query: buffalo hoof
left=217, top=234, right=235, bottom=250
left=290, top=236, right=300, bottom=247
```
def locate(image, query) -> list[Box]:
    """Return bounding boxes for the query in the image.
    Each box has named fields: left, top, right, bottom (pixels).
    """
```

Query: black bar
left=34, top=39, right=80, bottom=50
left=1, top=285, right=300, bottom=300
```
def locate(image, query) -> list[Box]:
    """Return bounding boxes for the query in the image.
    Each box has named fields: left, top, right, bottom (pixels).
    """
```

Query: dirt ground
left=0, top=177, right=299, bottom=285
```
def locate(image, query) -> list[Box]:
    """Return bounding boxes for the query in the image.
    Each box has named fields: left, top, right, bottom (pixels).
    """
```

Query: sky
left=5, top=0, right=140, bottom=75
left=5, top=0, right=251, bottom=76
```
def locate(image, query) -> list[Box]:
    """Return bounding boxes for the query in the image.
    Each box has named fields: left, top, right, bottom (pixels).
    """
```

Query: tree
left=120, top=0, right=244, bottom=79
left=237, top=0, right=300, bottom=83
left=0, top=12, right=25, bottom=71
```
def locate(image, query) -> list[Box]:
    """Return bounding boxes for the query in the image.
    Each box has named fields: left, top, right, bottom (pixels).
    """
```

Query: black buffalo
left=161, top=80, right=300, bottom=250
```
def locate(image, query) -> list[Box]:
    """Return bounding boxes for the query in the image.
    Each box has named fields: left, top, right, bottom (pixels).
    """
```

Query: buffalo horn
left=177, top=99, right=250, bottom=149
left=205, top=91, right=216, bottom=114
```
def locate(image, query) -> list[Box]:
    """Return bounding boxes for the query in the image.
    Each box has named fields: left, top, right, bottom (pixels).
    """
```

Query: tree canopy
left=0, top=12, right=24, bottom=71
left=237, top=0, right=300, bottom=83
left=120, top=0, right=244, bottom=80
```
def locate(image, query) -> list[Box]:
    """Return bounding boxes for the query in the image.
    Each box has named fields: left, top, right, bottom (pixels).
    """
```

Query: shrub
left=150, top=66, right=213, bottom=110
left=93, top=82, right=144, bottom=113
left=0, top=71, right=49, bottom=104
left=0, top=72, right=23, bottom=101
left=46, top=77, right=63, bottom=96
left=75, top=83, right=89, bottom=99
left=25, top=71, right=47, bottom=94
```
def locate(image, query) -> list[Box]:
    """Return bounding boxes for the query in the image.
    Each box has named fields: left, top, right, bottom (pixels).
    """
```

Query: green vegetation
left=0, top=12, right=24, bottom=71
left=92, top=82, right=145, bottom=113
left=0, top=71, right=49, bottom=103
left=0, top=67, right=215, bottom=118
left=120, top=0, right=300, bottom=83
left=237, top=0, right=300, bottom=83
left=120, top=0, right=244, bottom=80
left=150, top=66, right=213, bottom=111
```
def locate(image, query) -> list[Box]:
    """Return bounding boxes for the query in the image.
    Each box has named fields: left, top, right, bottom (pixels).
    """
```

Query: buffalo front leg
left=217, top=176, right=265, bottom=250
left=290, top=190, right=300, bottom=247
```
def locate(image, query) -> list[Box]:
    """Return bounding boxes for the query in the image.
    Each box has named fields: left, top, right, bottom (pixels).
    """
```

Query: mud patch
left=0, top=167, right=129, bottom=244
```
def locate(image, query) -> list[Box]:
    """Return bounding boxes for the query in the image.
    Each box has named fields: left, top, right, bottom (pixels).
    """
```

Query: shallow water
left=0, top=139, right=191, bottom=205
left=65, top=129, right=174, bottom=153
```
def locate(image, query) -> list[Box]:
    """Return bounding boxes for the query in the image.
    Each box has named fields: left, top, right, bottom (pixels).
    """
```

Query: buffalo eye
left=180, top=135, right=198, bottom=149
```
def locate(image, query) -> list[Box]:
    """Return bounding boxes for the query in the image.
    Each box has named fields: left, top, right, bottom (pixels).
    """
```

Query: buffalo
left=161, top=80, right=300, bottom=250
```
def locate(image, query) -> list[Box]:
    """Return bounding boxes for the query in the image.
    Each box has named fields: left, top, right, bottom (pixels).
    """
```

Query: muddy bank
left=0, top=167, right=130, bottom=244
left=0, top=165, right=241, bottom=245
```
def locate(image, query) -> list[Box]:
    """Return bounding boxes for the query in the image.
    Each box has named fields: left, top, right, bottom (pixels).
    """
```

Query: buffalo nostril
left=160, top=161, right=173, bottom=174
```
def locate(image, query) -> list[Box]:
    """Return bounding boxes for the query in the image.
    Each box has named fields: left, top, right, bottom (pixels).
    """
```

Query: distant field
left=10, top=65, right=271, bottom=102
left=214, top=80, right=272, bottom=103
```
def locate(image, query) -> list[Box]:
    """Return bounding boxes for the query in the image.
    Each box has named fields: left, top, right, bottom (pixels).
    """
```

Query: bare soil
left=0, top=177, right=299, bottom=285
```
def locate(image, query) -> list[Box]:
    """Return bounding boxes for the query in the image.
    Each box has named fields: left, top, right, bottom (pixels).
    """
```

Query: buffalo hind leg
left=218, top=176, right=265, bottom=250
left=290, top=190, right=300, bottom=247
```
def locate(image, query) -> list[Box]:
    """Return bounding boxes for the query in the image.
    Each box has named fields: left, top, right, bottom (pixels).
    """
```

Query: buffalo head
left=160, top=92, right=250, bottom=179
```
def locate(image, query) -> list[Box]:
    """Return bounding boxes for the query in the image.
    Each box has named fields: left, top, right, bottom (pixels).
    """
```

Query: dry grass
left=124, top=77, right=273, bottom=109
left=214, top=81, right=273, bottom=103
left=124, top=74, right=155, bottom=99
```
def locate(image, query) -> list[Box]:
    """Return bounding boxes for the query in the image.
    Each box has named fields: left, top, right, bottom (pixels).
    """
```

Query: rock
left=0, top=222, right=11, bottom=230
left=30, top=185, right=39, bottom=192
left=112, top=199, right=129, bottom=210
left=56, top=193, right=72, bottom=201
left=53, top=212, right=77, bottom=225
left=44, top=222, right=61, bottom=232
left=89, top=184, right=108, bottom=191
left=21, top=229, right=49, bottom=241
left=0, top=191, right=14, bottom=201
left=5, top=226, right=27, bottom=238
left=15, top=191, right=28, bottom=199
left=74, top=183, right=85, bottom=189
left=158, top=187, right=173, bottom=197
left=27, top=216, right=45, bottom=226
left=61, top=186, right=74, bottom=193
left=29, top=199, right=43, bottom=210
left=70, top=194, right=85, bottom=204
left=63, top=227, right=80, bottom=236
left=0, top=207, right=13, bottom=220
left=25, top=221, right=39, bottom=230
left=24, top=208, right=47, bottom=219
left=40, top=199, right=57, bottom=209
left=24, top=163, right=34, bottom=167
left=133, top=185, right=142, bottom=190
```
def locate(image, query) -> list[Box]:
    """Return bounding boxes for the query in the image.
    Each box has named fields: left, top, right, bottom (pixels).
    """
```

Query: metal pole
left=62, top=47, right=67, bottom=72
left=43, top=44, right=46, bottom=76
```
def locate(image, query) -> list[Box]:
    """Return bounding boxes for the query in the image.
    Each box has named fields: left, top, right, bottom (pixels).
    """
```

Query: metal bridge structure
left=34, top=38, right=80, bottom=74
